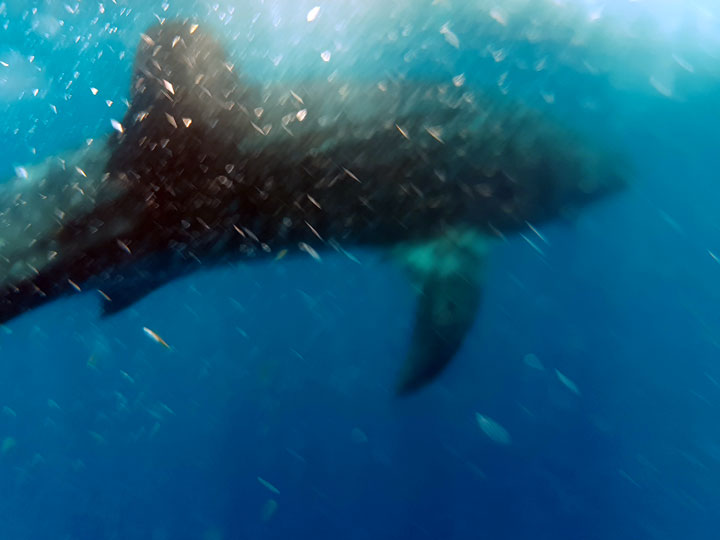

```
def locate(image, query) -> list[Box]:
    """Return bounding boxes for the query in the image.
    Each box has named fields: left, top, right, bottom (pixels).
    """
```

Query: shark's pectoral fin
left=394, top=231, right=489, bottom=395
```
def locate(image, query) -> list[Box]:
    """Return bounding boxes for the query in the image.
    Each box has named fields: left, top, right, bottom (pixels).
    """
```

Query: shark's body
left=0, top=20, right=626, bottom=393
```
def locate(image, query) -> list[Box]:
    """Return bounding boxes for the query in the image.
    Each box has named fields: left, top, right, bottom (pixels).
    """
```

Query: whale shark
left=0, top=19, right=626, bottom=394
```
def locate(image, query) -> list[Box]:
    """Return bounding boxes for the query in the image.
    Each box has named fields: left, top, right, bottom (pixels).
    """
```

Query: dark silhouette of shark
left=0, top=20, right=626, bottom=393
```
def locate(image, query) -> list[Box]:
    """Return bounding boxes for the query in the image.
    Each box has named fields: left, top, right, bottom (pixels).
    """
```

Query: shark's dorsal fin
left=108, top=19, right=257, bottom=185
left=394, top=231, right=489, bottom=394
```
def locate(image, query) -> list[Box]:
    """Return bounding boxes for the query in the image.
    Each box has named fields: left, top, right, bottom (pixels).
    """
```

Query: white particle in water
left=489, top=8, right=507, bottom=26
left=306, top=6, right=320, bottom=22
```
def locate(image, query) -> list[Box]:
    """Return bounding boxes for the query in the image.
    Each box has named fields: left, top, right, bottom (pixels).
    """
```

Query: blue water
left=1, top=1, right=720, bottom=539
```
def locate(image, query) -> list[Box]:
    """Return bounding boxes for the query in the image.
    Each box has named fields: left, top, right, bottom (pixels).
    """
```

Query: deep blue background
left=1, top=1, right=719, bottom=539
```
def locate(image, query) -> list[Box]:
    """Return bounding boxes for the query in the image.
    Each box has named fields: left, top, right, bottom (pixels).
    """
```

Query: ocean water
left=1, top=1, right=720, bottom=539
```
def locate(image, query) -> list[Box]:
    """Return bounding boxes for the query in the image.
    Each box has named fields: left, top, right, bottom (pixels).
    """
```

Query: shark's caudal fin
left=0, top=143, right=114, bottom=324
left=394, top=231, right=488, bottom=394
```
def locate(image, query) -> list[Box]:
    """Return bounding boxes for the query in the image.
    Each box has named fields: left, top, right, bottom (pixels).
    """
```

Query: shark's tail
left=0, top=143, right=116, bottom=324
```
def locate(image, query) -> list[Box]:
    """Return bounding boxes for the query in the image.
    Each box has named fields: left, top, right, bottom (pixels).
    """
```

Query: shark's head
left=522, top=147, right=627, bottom=226
left=455, top=110, right=630, bottom=233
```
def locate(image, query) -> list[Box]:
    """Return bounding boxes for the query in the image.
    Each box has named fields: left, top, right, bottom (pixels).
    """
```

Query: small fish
left=1, top=406, right=16, bottom=418
left=89, top=431, right=106, bottom=445
left=351, top=427, right=368, bottom=444
left=140, top=33, right=155, bottom=46
left=523, top=353, right=544, bottom=370
left=159, top=402, right=175, bottom=415
left=525, top=221, right=549, bottom=245
left=440, top=23, right=460, bottom=49
left=475, top=413, right=511, bottom=445
left=519, top=233, right=545, bottom=256
left=290, top=90, right=304, bottom=104
left=298, top=242, right=321, bottom=262
left=342, top=167, right=361, bottom=183
left=143, top=327, right=171, bottom=349
left=395, top=124, right=410, bottom=139
left=67, top=279, right=82, bottom=292
left=305, top=221, right=323, bottom=241
left=116, top=239, right=132, bottom=254
left=555, top=369, right=581, bottom=395
left=285, top=447, right=306, bottom=463
left=97, top=289, right=112, bottom=302
left=425, top=126, right=444, bottom=143
left=149, top=421, right=161, bottom=438
left=257, top=476, right=280, bottom=495
left=489, top=8, right=508, bottom=26
left=649, top=76, right=672, bottom=98
left=261, top=499, right=278, bottom=521
left=1, top=436, right=16, bottom=454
